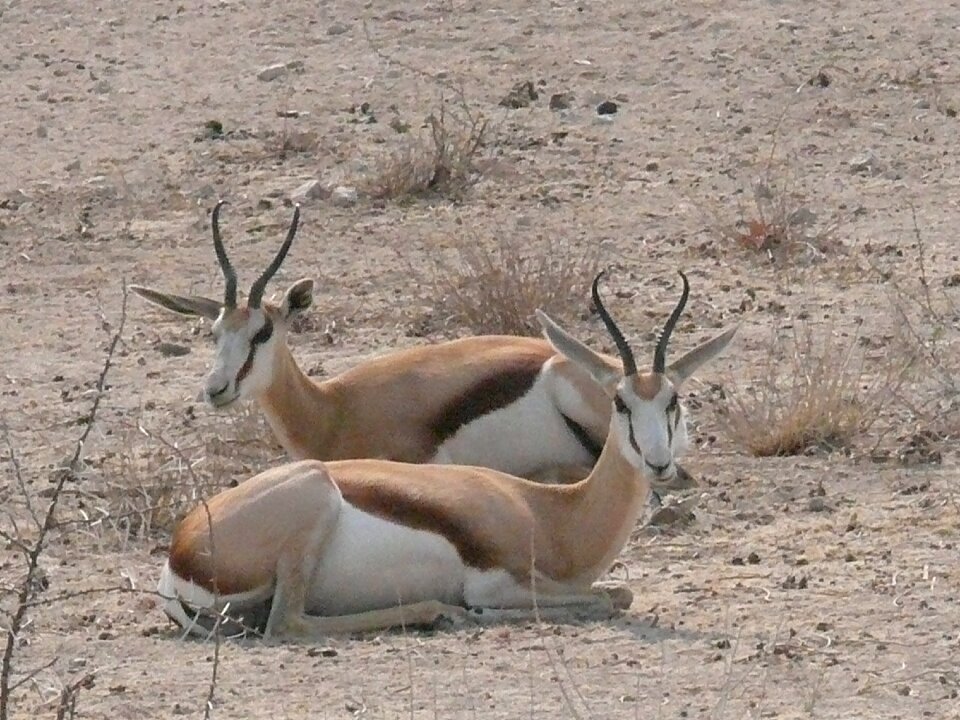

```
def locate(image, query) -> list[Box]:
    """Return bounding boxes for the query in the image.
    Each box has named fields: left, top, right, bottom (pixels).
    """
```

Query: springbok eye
left=614, top=395, right=628, bottom=414
left=251, top=321, right=273, bottom=346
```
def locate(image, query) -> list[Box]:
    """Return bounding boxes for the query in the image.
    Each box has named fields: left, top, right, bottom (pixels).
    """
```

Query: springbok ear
left=536, top=310, right=621, bottom=394
left=279, top=278, right=314, bottom=319
left=667, top=325, right=739, bottom=386
left=129, top=285, right=222, bottom=320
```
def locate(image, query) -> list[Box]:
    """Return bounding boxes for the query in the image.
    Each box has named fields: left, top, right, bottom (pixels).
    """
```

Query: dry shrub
left=883, top=212, right=960, bottom=458
left=722, top=322, right=911, bottom=456
left=360, top=102, right=488, bottom=201
left=416, top=231, right=603, bottom=337
left=714, top=158, right=843, bottom=265
left=94, top=407, right=278, bottom=542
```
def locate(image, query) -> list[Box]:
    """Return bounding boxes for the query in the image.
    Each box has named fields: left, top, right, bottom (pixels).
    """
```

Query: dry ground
left=1, top=0, right=958, bottom=718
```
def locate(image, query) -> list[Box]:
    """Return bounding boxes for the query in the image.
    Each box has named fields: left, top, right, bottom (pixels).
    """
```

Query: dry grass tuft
left=722, top=322, right=911, bottom=457
left=714, top=158, right=843, bottom=265
left=94, top=407, right=278, bottom=542
left=881, top=210, right=960, bottom=461
left=413, top=231, right=603, bottom=337
left=360, top=101, right=488, bottom=201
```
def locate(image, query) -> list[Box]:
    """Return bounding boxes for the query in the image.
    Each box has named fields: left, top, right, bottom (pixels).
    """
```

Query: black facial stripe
left=251, top=319, right=274, bottom=346
left=614, top=395, right=628, bottom=414
left=666, top=416, right=673, bottom=446
left=236, top=319, right=273, bottom=387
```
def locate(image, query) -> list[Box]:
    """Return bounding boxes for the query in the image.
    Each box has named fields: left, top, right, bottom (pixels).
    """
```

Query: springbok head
left=130, top=201, right=313, bottom=408
left=537, top=271, right=736, bottom=486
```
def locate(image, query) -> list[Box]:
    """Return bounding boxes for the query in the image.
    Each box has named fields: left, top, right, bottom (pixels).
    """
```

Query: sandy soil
left=1, top=0, right=958, bottom=718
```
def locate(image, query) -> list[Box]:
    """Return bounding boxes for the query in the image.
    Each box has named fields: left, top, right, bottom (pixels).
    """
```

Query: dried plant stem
left=0, top=282, right=128, bottom=720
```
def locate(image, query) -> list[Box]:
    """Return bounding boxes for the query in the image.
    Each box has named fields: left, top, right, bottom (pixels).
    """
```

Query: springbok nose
left=645, top=459, right=671, bottom=476
left=207, top=381, right=230, bottom=399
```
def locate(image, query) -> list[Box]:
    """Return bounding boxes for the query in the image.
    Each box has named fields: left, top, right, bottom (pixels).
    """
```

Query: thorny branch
left=0, top=282, right=129, bottom=720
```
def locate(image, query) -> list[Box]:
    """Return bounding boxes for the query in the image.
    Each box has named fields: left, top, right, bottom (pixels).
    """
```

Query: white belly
left=307, top=503, right=466, bottom=615
left=430, top=375, right=595, bottom=476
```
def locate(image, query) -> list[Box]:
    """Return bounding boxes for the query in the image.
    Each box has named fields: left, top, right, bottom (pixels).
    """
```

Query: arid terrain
left=1, top=0, right=958, bottom=718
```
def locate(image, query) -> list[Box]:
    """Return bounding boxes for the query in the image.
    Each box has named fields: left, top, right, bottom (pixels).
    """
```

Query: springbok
left=158, top=271, right=736, bottom=639
left=131, top=203, right=727, bottom=483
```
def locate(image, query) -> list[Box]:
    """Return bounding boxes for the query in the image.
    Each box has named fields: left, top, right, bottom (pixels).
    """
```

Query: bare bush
left=707, top=115, right=843, bottom=265
left=414, top=231, right=603, bottom=337
left=722, top=322, right=911, bottom=457
left=0, top=286, right=128, bottom=720
left=882, top=210, right=960, bottom=458
left=95, top=407, right=278, bottom=541
left=360, top=102, right=488, bottom=201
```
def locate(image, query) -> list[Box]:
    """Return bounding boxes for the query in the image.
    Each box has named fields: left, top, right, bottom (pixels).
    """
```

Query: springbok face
left=537, top=271, right=737, bottom=488
left=130, top=201, right=313, bottom=408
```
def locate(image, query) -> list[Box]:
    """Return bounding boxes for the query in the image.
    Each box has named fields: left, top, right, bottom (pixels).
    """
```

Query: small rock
left=747, top=551, right=761, bottom=565
left=914, top=98, right=930, bottom=109
left=257, top=63, right=288, bottom=82
left=644, top=160, right=660, bottom=171
left=306, top=646, right=339, bottom=657
left=330, top=186, right=358, bottom=207
left=648, top=505, right=693, bottom=526
left=806, top=497, right=831, bottom=513
left=549, top=91, right=575, bottom=111
left=198, top=119, right=224, bottom=140
left=327, top=21, right=349, bottom=35
left=92, top=79, right=112, bottom=94
left=597, top=100, right=618, bottom=115
left=156, top=342, right=190, bottom=358
left=788, top=207, right=817, bottom=227
left=499, top=80, right=538, bottom=109
left=848, top=152, right=883, bottom=176
left=290, top=179, right=327, bottom=202
left=808, top=70, right=831, bottom=88
left=736, top=124, right=752, bottom=136
left=283, top=130, right=318, bottom=152
left=65, top=159, right=81, bottom=172
left=36, top=125, right=48, bottom=138
left=3, top=189, right=29, bottom=210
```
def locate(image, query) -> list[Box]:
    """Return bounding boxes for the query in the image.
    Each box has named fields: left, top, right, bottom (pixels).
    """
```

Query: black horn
left=211, top=200, right=238, bottom=308
left=248, top=205, right=301, bottom=308
left=592, top=271, right=637, bottom=376
left=653, top=271, right=690, bottom=373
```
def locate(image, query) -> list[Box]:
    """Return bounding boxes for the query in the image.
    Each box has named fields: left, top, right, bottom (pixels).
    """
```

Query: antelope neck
left=255, top=345, right=341, bottom=460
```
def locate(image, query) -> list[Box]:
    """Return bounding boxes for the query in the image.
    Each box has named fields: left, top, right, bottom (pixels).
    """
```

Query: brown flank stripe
left=429, top=354, right=546, bottom=445
left=339, top=483, right=501, bottom=570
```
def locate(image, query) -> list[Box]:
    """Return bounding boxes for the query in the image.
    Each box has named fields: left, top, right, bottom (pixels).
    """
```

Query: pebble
left=327, top=21, right=349, bottom=35
left=257, top=63, right=288, bottom=82
left=849, top=152, right=883, bottom=176
left=290, top=179, right=327, bottom=202
left=157, top=342, right=190, bottom=358
left=597, top=100, right=618, bottom=115
left=549, top=92, right=574, bottom=111
left=330, top=185, right=358, bottom=207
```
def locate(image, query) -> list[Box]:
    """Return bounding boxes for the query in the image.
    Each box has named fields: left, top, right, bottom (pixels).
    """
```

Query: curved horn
left=248, top=204, right=301, bottom=308
left=653, top=271, right=690, bottom=373
left=211, top=200, right=238, bottom=308
left=592, top=271, right=637, bottom=376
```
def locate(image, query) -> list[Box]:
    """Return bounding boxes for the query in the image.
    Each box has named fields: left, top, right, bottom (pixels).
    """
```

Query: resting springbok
left=158, top=271, right=736, bottom=639
left=131, top=202, right=728, bottom=483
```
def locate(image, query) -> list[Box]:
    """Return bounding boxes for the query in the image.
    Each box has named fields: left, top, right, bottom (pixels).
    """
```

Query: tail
left=156, top=561, right=272, bottom=638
